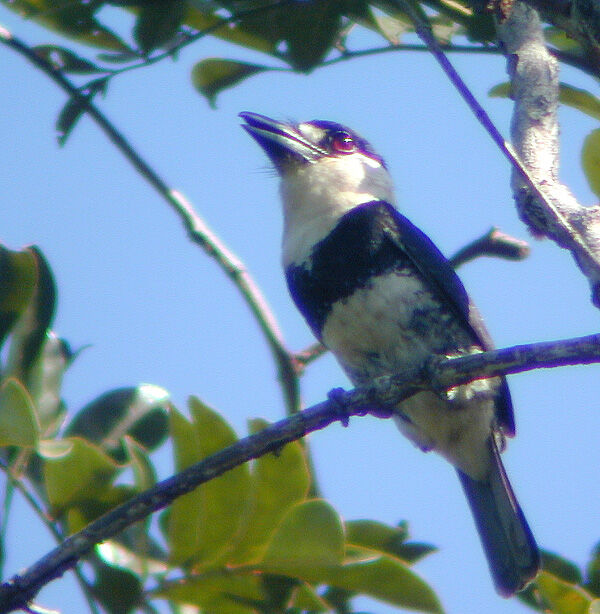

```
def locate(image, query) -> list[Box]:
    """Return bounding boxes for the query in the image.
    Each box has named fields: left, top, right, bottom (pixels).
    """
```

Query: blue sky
left=1, top=4, right=599, bottom=614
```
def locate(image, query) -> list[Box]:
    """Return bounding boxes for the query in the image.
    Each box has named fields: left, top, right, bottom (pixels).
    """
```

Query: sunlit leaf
left=66, top=485, right=136, bottom=533
left=261, top=499, right=344, bottom=571
left=290, top=581, right=330, bottom=611
left=535, top=570, right=594, bottom=614
left=42, top=437, right=119, bottom=513
left=345, top=519, right=436, bottom=563
left=156, top=571, right=263, bottom=613
left=228, top=418, right=310, bottom=564
left=167, top=400, right=251, bottom=566
left=545, top=26, right=585, bottom=52
left=324, top=555, right=442, bottom=613
left=582, top=129, right=600, bottom=198
left=0, top=245, right=37, bottom=348
left=25, top=332, right=71, bottom=436
left=65, top=384, right=170, bottom=462
left=490, top=82, right=600, bottom=121
left=96, top=539, right=168, bottom=577
left=0, top=377, right=39, bottom=447
left=191, top=59, right=270, bottom=108
left=4, top=247, right=56, bottom=382
left=542, top=550, right=584, bottom=585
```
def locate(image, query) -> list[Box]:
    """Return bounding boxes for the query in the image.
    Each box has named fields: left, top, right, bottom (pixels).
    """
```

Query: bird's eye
left=330, top=131, right=356, bottom=154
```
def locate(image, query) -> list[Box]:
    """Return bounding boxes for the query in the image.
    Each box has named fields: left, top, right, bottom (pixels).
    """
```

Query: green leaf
left=559, top=84, right=600, bottom=120
left=290, top=582, right=330, bottom=611
left=0, top=378, right=39, bottom=447
left=582, top=129, right=600, bottom=198
left=261, top=499, right=345, bottom=571
left=345, top=519, right=436, bottom=563
left=585, top=542, right=600, bottom=597
left=490, top=82, right=600, bottom=121
left=0, top=245, right=37, bottom=349
left=545, top=26, right=584, bottom=52
left=156, top=572, right=263, bottom=614
left=123, top=437, right=156, bottom=492
left=535, top=570, right=595, bottom=614
left=5, top=1, right=129, bottom=51
left=167, top=400, right=251, bottom=566
left=4, top=247, right=55, bottom=382
left=275, top=1, right=343, bottom=71
left=56, top=78, right=109, bottom=146
left=256, top=501, right=441, bottom=613
left=96, top=537, right=168, bottom=577
left=56, top=97, right=86, bottom=146
left=92, top=560, right=143, bottom=614
left=324, top=555, right=443, bottom=614
left=65, top=384, right=170, bottom=462
left=133, top=0, right=186, bottom=54
left=191, top=59, right=270, bottom=108
left=228, top=418, right=310, bottom=564
left=24, top=332, right=71, bottom=437
left=33, top=45, right=101, bottom=74
left=42, top=437, right=119, bottom=513
left=184, top=9, right=275, bottom=54
left=542, top=550, right=584, bottom=585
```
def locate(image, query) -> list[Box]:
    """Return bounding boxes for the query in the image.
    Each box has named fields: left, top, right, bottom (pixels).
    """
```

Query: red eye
left=331, top=131, right=356, bottom=153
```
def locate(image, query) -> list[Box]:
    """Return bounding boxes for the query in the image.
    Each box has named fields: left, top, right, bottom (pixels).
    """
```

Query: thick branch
left=496, top=2, right=600, bottom=307
left=1, top=333, right=599, bottom=613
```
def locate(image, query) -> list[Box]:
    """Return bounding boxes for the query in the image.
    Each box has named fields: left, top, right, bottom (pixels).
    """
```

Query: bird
left=239, top=111, right=539, bottom=596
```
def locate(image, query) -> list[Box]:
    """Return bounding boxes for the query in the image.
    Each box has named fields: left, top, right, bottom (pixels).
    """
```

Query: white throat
left=280, top=154, right=396, bottom=267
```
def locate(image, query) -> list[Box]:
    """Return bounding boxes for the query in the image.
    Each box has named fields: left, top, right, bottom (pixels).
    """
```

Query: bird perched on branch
left=240, top=111, right=539, bottom=596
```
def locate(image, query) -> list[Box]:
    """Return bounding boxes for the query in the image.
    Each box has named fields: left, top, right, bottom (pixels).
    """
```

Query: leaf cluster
left=0, top=243, right=441, bottom=613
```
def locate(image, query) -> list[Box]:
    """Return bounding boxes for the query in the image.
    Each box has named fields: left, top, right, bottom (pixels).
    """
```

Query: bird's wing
left=380, top=202, right=515, bottom=435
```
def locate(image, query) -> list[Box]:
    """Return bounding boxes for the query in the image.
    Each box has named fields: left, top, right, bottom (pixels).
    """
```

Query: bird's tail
left=457, top=440, right=539, bottom=597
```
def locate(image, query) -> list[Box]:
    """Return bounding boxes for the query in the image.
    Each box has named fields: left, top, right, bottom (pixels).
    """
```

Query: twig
left=448, top=227, right=530, bottom=268
left=0, top=333, right=599, bottom=613
left=390, top=0, right=600, bottom=308
left=0, top=463, right=100, bottom=614
left=0, top=25, right=300, bottom=416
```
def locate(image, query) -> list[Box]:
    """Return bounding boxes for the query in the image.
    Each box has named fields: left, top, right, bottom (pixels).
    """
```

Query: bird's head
left=240, top=112, right=396, bottom=265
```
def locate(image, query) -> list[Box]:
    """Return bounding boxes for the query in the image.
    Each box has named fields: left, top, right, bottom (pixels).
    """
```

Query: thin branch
left=448, top=227, right=530, bottom=268
left=0, top=333, right=598, bottom=613
left=0, top=25, right=300, bottom=416
left=390, top=0, right=600, bottom=308
left=0, top=463, right=100, bottom=614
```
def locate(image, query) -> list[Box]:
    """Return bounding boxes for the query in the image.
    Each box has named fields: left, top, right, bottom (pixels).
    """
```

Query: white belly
left=320, top=270, right=498, bottom=479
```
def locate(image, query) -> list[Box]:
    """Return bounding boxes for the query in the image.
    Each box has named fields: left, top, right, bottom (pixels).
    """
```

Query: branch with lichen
left=391, top=0, right=600, bottom=308
left=497, top=1, right=600, bottom=307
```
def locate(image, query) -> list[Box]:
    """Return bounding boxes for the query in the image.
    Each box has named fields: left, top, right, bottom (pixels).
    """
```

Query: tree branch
left=391, top=0, right=600, bottom=308
left=496, top=2, right=600, bottom=307
left=1, top=333, right=598, bottom=613
left=448, top=227, right=530, bottom=268
left=0, top=25, right=300, bottom=416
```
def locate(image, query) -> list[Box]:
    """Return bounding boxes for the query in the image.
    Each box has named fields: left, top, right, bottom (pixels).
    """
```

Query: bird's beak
left=239, top=112, right=325, bottom=169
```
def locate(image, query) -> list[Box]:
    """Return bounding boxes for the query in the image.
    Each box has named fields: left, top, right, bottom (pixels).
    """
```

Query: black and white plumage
left=240, top=111, right=539, bottom=596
